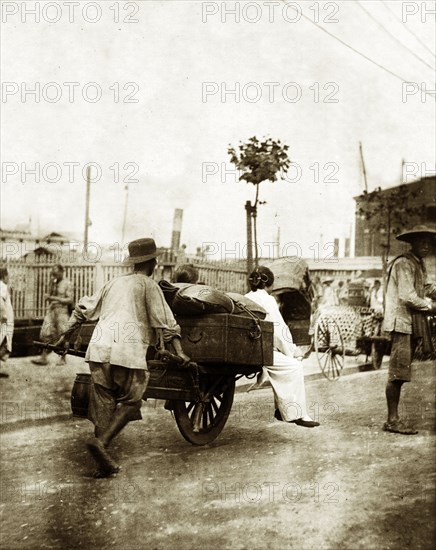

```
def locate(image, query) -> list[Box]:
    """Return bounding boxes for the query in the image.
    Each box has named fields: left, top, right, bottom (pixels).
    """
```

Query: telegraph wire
left=356, top=1, right=435, bottom=72
left=280, top=1, right=435, bottom=99
left=381, top=0, right=436, bottom=60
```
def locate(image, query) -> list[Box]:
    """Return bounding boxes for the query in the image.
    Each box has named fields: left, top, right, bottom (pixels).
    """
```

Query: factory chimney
left=171, top=209, right=183, bottom=254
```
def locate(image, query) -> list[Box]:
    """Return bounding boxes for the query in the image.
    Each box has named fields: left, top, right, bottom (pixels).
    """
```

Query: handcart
left=38, top=312, right=274, bottom=446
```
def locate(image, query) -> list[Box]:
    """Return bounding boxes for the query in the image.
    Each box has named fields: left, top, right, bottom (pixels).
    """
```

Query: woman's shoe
left=291, top=419, right=320, bottom=428
left=275, top=410, right=320, bottom=427
left=274, top=409, right=284, bottom=421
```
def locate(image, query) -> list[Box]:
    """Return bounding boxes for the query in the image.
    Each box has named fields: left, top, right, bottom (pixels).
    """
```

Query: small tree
left=358, top=184, right=421, bottom=283
left=228, top=136, right=291, bottom=271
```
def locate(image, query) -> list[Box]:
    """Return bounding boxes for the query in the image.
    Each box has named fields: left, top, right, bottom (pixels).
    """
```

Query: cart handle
left=33, top=341, right=86, bottom=358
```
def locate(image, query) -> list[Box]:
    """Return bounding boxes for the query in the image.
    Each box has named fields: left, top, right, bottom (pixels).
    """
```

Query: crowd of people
left=311, top=275, right=384, bottom=311
left=0, top=224, right=435, bottom=474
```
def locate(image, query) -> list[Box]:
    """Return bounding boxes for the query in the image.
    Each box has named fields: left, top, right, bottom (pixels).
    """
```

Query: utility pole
left=84, top=166, right=91, bottom=249
left=400, top=158, right=405, bottom=184
left=245, top=200, right=254, bottom=278
left=359, top=142, right=368, bottom=192
left=121, top=183, right=129, bottom=245
left=274, top=225, right=280, bottom=259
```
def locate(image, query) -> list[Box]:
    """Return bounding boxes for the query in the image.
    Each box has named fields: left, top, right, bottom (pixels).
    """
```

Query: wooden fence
left=4, top=258, right=248, bottom=320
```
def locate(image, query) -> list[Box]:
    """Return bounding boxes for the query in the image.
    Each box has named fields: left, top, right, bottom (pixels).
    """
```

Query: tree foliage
left=358, top=184, right=421, bottom=270
left=228, top=136, right=291, bottom=207
left=228, top=136, right=291, bottom=269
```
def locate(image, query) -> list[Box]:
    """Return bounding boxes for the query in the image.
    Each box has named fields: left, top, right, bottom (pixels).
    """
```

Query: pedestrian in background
left=173, top=264, right=199, bottom=284
left=320, top=279, right=338, bottom=308
left=32, top=264, right=73, bottom=366
left=362, top=280, right=371, bottom=307
left=369, top=279, right=384, bottom=314
left=0, top=267, right=14, bottom=378
left=311, top=275, right=323, bottom=310
left=337, top=280, right=349, bottom=306
left=383, top=225, right=436, bottom=435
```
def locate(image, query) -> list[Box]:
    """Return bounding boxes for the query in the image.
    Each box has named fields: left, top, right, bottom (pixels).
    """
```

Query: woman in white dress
left=245, top=266, right=319, bottom=428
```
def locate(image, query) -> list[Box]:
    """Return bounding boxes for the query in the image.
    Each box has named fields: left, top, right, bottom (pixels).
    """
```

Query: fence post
left=25, top=263, right=37, bottom=318
left=94, top=263, right=104, bottom=293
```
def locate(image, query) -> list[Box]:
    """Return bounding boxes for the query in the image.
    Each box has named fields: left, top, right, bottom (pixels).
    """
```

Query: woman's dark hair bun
left=248, top=266, right=274, bottom=291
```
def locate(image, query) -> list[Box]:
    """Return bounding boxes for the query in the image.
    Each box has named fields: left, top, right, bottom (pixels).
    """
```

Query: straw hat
left=396, top=225, right=436, bottom=243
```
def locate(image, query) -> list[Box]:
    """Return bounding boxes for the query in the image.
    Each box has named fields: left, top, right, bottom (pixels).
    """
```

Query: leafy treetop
left=228, top=136, right=291, bottom=205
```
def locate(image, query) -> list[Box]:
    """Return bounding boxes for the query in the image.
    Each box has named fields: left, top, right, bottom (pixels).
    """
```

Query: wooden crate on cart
left=177, top=313, right=273, bottom=367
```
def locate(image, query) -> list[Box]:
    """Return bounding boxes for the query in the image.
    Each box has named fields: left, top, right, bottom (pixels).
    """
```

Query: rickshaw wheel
left=173, top=375, right=235, bottom=445
left=314, top=316, right=345, bottom=381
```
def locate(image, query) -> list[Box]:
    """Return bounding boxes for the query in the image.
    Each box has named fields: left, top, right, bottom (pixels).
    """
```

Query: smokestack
left=171, top=209, right=183, bottom=253
left=273, top=226, right=280, bottom=259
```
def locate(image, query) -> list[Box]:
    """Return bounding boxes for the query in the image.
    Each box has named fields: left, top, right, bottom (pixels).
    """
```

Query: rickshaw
left=263, top=258, right=391, bottom=381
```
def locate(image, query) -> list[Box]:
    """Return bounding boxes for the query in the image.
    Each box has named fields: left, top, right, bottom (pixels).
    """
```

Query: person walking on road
left=0, top=267, right=14, bottom=378
left=32, top=264, right=73, bottom=366
left=245, top=266, right=319, bottom=428
left=319, top=279, right=338, bottom=308
left=59, top=238, right=190, bottom=477
left=337, top=280, right=349, bottom=306
left=383, top=225, right=436, bottom=435
left=369, top=279, right=384, bottom=314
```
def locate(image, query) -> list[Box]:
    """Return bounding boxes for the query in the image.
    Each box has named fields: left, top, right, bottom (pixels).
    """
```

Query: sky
left=1, top=0, right=435, bottom=260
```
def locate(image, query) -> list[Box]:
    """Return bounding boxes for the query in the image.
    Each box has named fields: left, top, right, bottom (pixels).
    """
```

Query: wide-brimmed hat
left=124, top=238, right=161, bottom=264
left=322, top=278, right=334, bottom=285
left=396, top=225, right=436, bottom=243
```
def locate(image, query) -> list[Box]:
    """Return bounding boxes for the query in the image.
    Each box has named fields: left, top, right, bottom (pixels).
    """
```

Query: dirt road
left=1, top=360, right=435, bottom=549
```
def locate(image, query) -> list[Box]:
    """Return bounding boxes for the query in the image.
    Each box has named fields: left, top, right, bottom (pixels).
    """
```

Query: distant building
left=354, top=176, right=436, bottom=258
left=0, top=228, right=81, bottom=260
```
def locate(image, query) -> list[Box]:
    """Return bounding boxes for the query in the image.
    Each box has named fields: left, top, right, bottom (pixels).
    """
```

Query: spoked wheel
left=314, top=316, right=345, bottom=381
left=173, top=374, right=235, bottom=445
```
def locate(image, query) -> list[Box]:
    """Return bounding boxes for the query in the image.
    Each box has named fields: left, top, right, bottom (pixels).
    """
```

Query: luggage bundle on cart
left=66, top=283, right=274, bottom=446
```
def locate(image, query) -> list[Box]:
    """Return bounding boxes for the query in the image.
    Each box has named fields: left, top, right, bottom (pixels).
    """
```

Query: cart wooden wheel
left=173, top=374, right=235, bottom=446
left=314, top=316, right=345, bottom=381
